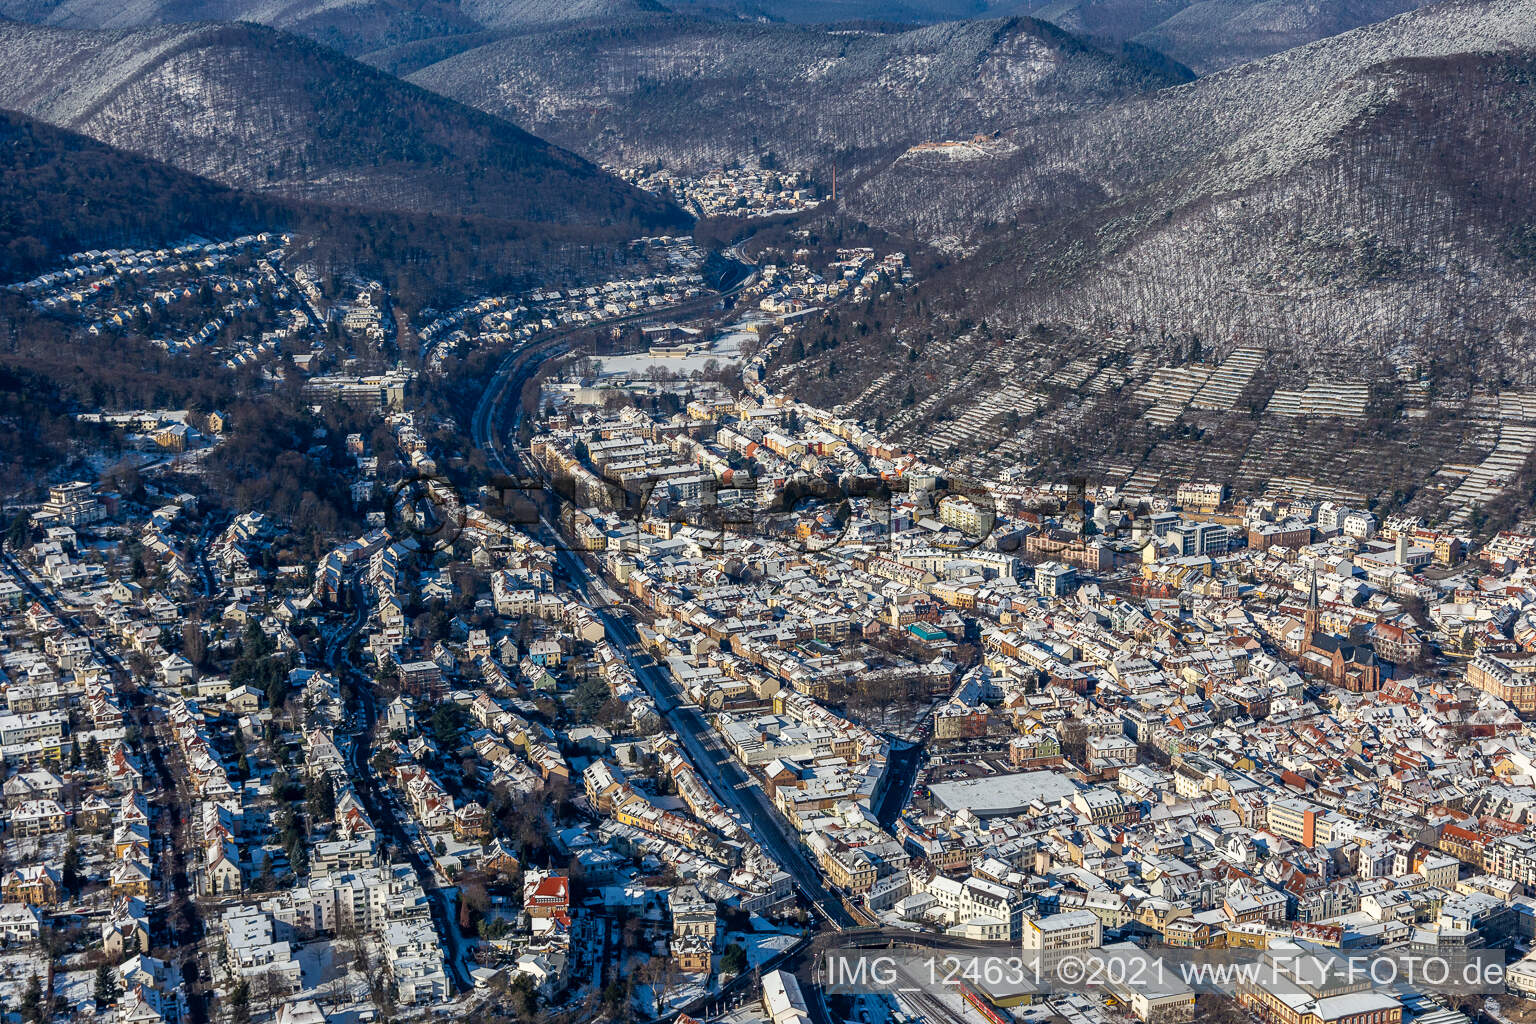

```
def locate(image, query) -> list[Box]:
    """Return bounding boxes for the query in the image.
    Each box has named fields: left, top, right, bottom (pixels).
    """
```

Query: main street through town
left=469, top=271, right=864, bottom=931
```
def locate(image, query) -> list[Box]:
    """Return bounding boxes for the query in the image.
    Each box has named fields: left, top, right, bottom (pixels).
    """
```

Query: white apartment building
left=382, top=919, right=449, bottom=1005
left=266, top=864, right=430, bottom=935
left=1021, top=909, right=1103, bottom=959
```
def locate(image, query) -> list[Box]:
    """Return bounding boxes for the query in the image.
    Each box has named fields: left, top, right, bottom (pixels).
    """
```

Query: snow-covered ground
left=598, top=315, right=770, bottom=380
left=724, top=923, right=799, bottom=969
left=53, top=968, right=97, bottom=1021
left=635, top=976, right=712, bottom=1018
left=0, top=951, right=49, bottom=1018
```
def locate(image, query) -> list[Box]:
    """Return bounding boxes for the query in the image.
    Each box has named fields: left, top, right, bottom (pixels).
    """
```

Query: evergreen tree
left=84, top=735, right=106, bottom=772
left=21, top=974, right=42, bottom=1024
left=5, top=513, right=31, bottom=551
left=63, top=833, right=81, bottom=895
left=229, top=980, right=251, bottom=1024
left=94, top=963, right=116, bottom=1008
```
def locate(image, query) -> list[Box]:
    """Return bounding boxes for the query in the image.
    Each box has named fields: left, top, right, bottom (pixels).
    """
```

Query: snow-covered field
left=598, top=315, right=770, bottom=381
left=0, top=951, right=49, bottom=1018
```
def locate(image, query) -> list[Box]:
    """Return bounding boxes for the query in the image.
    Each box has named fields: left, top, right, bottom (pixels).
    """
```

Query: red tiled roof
left=530, top=876, right=569, bottom=904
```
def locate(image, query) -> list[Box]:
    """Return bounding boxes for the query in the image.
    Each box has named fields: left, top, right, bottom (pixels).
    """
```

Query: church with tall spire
left=1304, top=570, right=1320, bottom=640
left=1295, top=570, right=1382, bottom=692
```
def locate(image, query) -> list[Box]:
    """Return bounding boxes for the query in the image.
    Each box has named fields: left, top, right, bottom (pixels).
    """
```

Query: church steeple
left=1304, top=570, right=1320, bottom=640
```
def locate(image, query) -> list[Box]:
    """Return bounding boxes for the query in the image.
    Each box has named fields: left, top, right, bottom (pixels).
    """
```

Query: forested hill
left=845, top=0, right=1536, bottom=256
left=0, top=19, right=689, bottom=234
left=0, top=107, right=678, bottom=313
left=409, top=15, right=1194, bottom=175
left=0, top=0, right=484, bottom=56
left=772, top=0, right=1536, bottom=470
left=0, top=0, right=1433, bottom=74
left=0, top=108, right=275, bottom=281
left=1005, top=0, right=1428, bottom=73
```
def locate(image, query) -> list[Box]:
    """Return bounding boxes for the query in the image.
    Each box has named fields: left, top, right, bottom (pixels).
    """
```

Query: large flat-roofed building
left=302, top=369, right=414, bottom=411
left=1035, top=560, right=1077, bottom=597
left=39, top=481, right=104, bottom=526
left=939, top=496, right=994, bottom=535
left=1268, top=796, right=1320, bottom=846
left=0, top=711, right=67, bottom=765
left=1021, top=910, right=1102, bottom=956
left=927, top=770, right=1079, bottom=818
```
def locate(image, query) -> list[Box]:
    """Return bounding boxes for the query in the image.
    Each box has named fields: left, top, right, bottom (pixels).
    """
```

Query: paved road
left=597, top=600, right=856, bottom=929
left=190, top=515, right=230, bottom=599
left=2, top=548, right=210, bottom=1021
left=323, top=578, right=475, bottom=995
left=468, top=271, right=860, bottom=931
left=470, top=283, right=753, bottom=479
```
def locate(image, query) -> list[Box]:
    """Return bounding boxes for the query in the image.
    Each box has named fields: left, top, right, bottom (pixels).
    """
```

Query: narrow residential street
left=324, top=578, right=476, bottom=994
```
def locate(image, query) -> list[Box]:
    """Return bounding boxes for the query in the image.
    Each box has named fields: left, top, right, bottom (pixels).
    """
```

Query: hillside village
left=617, top=168, right=827, bottom=221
